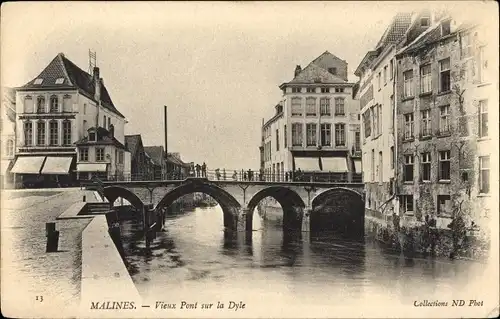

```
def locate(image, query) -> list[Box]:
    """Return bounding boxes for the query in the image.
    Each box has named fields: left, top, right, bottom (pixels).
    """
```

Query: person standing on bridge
left=202, top=162, right=207, bottom=178
left=215, top=168, right=221, bottom=180
left=195, top=164, right=201, bottom=177
left=233, top=170, right=238, bottom=181
left=223, top=169, right=226, bottom=180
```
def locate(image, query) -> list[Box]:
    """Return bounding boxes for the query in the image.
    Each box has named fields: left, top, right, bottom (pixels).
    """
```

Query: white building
left=261, top=51, right=361, bottom=182
left=1, top=87, right=16, bottom=188
left=11, top=53, right=130, bottom=187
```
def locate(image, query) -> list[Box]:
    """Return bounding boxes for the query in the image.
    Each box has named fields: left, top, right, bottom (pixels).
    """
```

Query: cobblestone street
left=1, top=188, right=92, bottom=317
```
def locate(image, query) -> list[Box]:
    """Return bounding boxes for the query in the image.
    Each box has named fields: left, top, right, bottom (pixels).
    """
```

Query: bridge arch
left=155, top=181, right=241, bottom=229
left=103, top=186, right=146, bottom=212
left=247, top=186, right=306, bottom=231
left=310, top=187, right=364, bottom=236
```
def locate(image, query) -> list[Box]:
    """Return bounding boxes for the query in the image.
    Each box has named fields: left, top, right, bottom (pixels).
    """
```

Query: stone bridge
left=98, top=177, right=365, bottom=235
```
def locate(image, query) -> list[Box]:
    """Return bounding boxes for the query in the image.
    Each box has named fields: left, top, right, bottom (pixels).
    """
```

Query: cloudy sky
left=1, top=1, right=491, bottom=170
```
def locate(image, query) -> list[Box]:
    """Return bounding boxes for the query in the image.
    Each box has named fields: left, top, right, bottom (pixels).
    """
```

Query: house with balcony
left=10, top=53, right=128, bottom=188
left=261, top=51, right=362, bottom=183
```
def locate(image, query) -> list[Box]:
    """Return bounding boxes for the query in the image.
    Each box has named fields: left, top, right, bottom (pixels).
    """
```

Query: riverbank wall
left=364, top=208, right=490, bottom=261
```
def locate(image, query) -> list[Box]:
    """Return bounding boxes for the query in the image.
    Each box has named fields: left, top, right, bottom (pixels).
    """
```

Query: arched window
left=50, top=95, right=59, bottom=113
left=6, top=139, right=14, bottom=157
left=36, top=96, right=45, bottom=113
left=24, top=96, right=34, bottom=113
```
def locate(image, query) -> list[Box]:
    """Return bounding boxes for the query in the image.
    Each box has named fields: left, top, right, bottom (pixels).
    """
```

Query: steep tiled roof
left=124, top=134, right=142, bottom=156
left=74, top=126, right=126, bottom=150
left=20, top=53, right=125, bottom=118
left=374, top=12, right=413, bottom=50
left=144, top=146, right=165, bottom=166
left=288, top=63, right=346, bottom=84
left=2, top=87, right=16, bottom=122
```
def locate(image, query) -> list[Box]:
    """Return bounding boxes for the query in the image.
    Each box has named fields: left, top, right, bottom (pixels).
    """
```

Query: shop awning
left=353, top=159, right=362, bottom=173
left=76, top=163, right=108, bottom=172
left=321, top=157, right=348, bottom=172
left=294, top=157, right=320, bottom=171
left=41, top=157, right=73, bottom=175
left=10, top=156, right=46, bottom=174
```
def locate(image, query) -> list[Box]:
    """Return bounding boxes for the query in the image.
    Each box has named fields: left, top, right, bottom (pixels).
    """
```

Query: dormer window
left=420, top=17, right=430, bottom=27
left=34, top=78, right=43, bottom=85
left=55, top=78, right=64, bottom=84
left=441, top=19, right=451, bottom=36
left=328, top=67, right=337, bottom=75
left=89, top=132, right=96, bottom=142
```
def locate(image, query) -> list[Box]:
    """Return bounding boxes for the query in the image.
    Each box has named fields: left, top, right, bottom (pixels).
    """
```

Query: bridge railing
left=80, top=170, right=363, bottom=184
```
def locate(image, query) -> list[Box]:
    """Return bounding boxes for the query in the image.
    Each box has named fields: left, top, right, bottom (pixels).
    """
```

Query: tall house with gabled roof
left=11, top=53, right=129, bottom=187
left=261, top=51, right=361, bottom=182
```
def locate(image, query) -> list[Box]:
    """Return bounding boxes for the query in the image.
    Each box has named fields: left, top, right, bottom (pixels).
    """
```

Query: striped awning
left=76, top=163, right=108, bottom=172
left=10, top=156, right=46, bottom=174
left=321, top=157, right=348, bottom=172
left=41, top=157, right=73, bottom=175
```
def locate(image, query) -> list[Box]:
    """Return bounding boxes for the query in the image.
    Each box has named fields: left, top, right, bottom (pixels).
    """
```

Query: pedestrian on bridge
left=195, top=164, right=201, bottom=177
left=248, top=169, right=253, bottom=181
left=223, top=169, right=226, bottom=180
left=215, top=168, right=221, bottom=180
left=202, top=162, right=207, bottom=178
left=233, top=170, right=238, bottom=181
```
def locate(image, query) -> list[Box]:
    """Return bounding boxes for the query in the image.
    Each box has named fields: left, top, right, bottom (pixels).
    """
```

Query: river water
left=117, top=203, right=492, bottom=318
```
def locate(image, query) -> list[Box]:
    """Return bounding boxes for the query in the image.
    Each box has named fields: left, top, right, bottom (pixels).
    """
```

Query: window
left=383, top=66, right=387, bottom=84
left=306, top=123, right=317, bottom=146
left=437, top=195, right=452, bottom=216
left=354, top=131, right=361, bottom=151
left=55, top=77, right=64, bottom=84
left=306, top=97, right=316, bottom=116
left=378, top=151, right=383, bottom=182
left=479, top=156, right=490, bottom=193
left=390, top=146, right=394, bottom=169
left=6, top=139, right=14, bottom=157
left=84, top=103, right=87, bottom=115
left=276, top=129, right=279, bottom=151
left=292, top=87, right=301, bottom=93
left=321, top=87, right=330, bottom=93
left=49, top=121, right=59, bottom=146
left=103, top=115, right=106, bottom=128
left=306, top=87, right=316, bottom=93
left=37, top=96, right=45, bottom=113
left=24, top=122, right=33, bottom=146
left=420, top=17, right=430, bottom=27
left=439, top=58, right=451, bottom=92
left=80, top=148, right=89, bottom=161
left=291, top=97, right=302, bottom=116
left=320, top=123, right=331, bottom=146
left=439, top=105, right=450, bottom=134
left=371, top=149, right=375, bottom=181
left=334, top=98, right=345, bottom=115
left=377, top=72, right=381, bottom=89
left=63, top=95, right=72, bottom=112
left=377, top=104, right=382, bottom=135
left=404, top=154, right=414, bottom=182
left=292, top=123, right=303, bottom=146
left=118, top=151, right=124, bottom=164
left=335, top=88, right=344, bottom=93
left=96, top=148, right=105, bottom=162
left=403, top=70, right=414, bottom=97
left=439, top=150, right=451, bottom=181
left=108, top=117, right=111, bottom=129
left=441, top=19, right=451, bottom=36
left=476, top=45, right=488, bottom=83
left=36, top=121, right=46, bottom=145
left=401, top=195, right=414, bottom=214
left=284, top=125, right=287, bottom=148
left=335, top=123, right=345, bottom=146
left=320, top=98, right=331, bottom=116
left=479, top=100, right=488, bottom=137
left=421, top=109, right=431, bottom=136
left=404, top=113, right=414, bottom=139
left=34, top=78, right=43, bottom=85
left=24, top=96, right=34, bottom=113
left=389, top=60, right=394, bottom=80
left=50, top=95, right=59, bottom=113
left=421, top=152, right=431, bottom=181
left=89, top=132, right=96, bottom=141
left=363, top=110, right=371, bottom=138
left=63, top=120, right=71, bottom=145
left=420, top=64, right=432, bottom=93
left=460, top=33, right=472, bottom=58
left=372, top=105, right=378, bottom=136
left=328, top=67, right=337, bottom=75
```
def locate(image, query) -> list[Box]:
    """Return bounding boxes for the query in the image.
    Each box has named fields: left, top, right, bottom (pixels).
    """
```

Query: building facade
left=261, top=51, right=362, bottom=183
left=125, top=134, right=153, bottom=181
left=11, top=53, right=130, bottom=187
left=144, top=146, right=167, bottom=180
left=1, top=87, right=16, bottom=188
left=395, top=16, right=496, bottom=237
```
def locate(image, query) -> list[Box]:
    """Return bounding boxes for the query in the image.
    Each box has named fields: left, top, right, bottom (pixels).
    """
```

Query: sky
left=1, top=1, right=492, bottom=170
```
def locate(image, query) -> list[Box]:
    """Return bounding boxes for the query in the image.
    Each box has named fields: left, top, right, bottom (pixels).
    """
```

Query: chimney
left=108, top=124, right=114, bottom=138
left=93, top=67, right=101, bottom=128
left=294, top=65, right=302, bottom=77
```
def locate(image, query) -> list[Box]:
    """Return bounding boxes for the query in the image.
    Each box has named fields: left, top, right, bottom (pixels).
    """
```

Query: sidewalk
left=1, top=188, right=93, bottom=318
